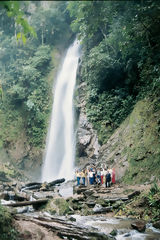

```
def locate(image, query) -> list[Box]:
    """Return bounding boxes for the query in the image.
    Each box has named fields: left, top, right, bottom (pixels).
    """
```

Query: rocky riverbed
left=0, top=179, right=160, bottom=240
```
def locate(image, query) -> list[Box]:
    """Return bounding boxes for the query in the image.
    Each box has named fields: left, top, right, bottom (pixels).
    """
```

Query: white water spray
left=42, top=40, right=80, bottom=182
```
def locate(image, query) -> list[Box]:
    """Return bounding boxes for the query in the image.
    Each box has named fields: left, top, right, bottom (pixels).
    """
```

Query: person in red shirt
left=112, top=168, right=116, bottom=184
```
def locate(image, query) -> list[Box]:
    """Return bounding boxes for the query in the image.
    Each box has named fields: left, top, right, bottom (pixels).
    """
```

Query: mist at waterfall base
left=41, top=40, right=80, bottom=183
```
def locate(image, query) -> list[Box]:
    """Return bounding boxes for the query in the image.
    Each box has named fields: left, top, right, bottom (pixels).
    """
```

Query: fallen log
left=23, top=182, right=42, bottom=188
left=21, top=178, right=65, bottom=191
left=15, top=215, right=113, bottom=240
left=4, top=199, right=48, bottom=208
left=21, top=184, right=42, bottom=191
left=48, top=178, right=65, bottom=187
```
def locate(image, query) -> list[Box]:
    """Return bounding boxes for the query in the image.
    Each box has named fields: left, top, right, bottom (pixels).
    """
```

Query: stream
left=52, top=182, right=160, bottom=240
left=70, top=215, right=160, bottom=240
left=13, top=209, right=160, bottom=240
left=2, top=181, right=160, bottom=240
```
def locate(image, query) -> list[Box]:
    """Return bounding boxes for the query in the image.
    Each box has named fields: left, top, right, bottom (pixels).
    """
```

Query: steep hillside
left=98, top=96, right=160, bottom=183
left=69, top=1, right=160, bottom=183
left=76, top=81, right=160, bottom=184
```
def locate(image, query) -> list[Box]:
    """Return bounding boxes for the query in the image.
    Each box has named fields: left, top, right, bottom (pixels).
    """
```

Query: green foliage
left=30, top=1, right=72, bottom=47
left=0, top=1, right=36, bottom=43
left=0, top=43, right=52, bottom=147
left=68, top=1, right=160, bottom=144
left=0, top=2, right=73, bottom=150
left=149, top=182, right=159, bottom=198
left=145, top=183, right=160, bottom=221
left=0, top=204, right=19, bottom=240
left=67, top=1, right=119, bottom=47
left=86, top=89, right=135, bottom=144
left=44, top=198, right=70, bottom=216
left=115, top=185, right=160, bottom=221
left=81, top=38, right=125, bottom=92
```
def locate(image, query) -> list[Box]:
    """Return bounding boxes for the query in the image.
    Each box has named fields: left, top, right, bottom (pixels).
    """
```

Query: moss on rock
left=44, top=197, right=70, bottom=216
left=99, top=96, right=160, bottom=184
left=122, top=98, right=160, bottom=183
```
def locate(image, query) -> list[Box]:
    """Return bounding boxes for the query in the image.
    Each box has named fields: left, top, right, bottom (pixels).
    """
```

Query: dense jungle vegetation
left=0, top=2, right=160, bottom=237
left=68, top=1, right=160, bottom=144
left=0, top=1, right=159, bottom=176
left=0, top=1, right=73, bottom=149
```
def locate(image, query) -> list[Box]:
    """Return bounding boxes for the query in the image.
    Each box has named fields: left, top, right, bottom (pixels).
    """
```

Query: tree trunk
left=4, top=199, right=48, bottom=208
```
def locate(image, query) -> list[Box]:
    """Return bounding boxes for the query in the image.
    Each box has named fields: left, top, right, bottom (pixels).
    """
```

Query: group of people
left=75, top=166, right=115, bottom=188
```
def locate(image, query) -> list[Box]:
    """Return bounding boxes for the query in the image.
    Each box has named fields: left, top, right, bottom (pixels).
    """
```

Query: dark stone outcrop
left=128, top=190, right=141, bottom=199
left=153, top=221, right=160, bottom=229
left=93, top=204, right=113, bottom=214
left=131, top=220, right=146, bottom=232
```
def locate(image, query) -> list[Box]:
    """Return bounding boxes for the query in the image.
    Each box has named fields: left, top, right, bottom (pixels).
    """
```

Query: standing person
left=86, top=168, right=90, bottom=185
left=105, top=170, right=111, bottom=188
left=97, top=168, right=101, bottom=185
left=81, top=169, right=86, bottom=186
left=112, top=168, right=116, bottom=184
left=76, top=170, right=81, bottom=186
left=108, top=168, right=113, bottom=186
left=89, top=169, right=94, bottom=185
left=100, top=168, right=104, bottom=184
left=84, top=168, right=88, bottom=186
left=93, top=168, right=96, bottom=184
left=103, top=168, right=108, bottom=187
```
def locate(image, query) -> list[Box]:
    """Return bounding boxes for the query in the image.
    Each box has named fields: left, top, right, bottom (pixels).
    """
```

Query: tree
left=68, top=0, right=160, bottom=144
left=0, top=1, right=36, bottom=43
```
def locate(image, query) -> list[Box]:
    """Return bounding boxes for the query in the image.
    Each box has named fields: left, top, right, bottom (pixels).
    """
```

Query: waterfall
left=41, top=40, right=80, bottom=182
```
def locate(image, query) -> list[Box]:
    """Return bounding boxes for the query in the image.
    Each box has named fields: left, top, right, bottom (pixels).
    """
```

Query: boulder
left=128, top=191, right=141, bottom=199
left=0, top=171, right=10, bottom=182
left=76, top=82, right=100, bottom=161
left=83, top=189, right=94, bottom=197
left=131, top=220, right=146, bottom=232
left=93, top=204, right=113, bottom=214
left=110, top=229, right=118, bottom=236
left=86, top=201, right=96, bottom=208
left=153, top=221, right=160, bottom=229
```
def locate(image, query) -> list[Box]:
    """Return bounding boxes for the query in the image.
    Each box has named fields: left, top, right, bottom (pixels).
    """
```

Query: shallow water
left=71, top=215, right=160, bottom=240
left=56, top=184, right=160, bottom=239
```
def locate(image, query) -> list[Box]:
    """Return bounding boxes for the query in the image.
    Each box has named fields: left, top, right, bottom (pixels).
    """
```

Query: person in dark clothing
left=105, top=170, right=111, bottom=188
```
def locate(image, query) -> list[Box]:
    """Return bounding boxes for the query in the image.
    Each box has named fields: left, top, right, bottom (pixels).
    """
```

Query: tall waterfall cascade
left=42, top=40, right=80, bottom=182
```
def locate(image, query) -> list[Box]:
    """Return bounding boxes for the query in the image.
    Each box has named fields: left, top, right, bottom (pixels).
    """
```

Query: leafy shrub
left=86, top=88, right=135, bottom=144
left=0, top=204, right=19, bottom=240
left=145, top=183, right=160, bottom=221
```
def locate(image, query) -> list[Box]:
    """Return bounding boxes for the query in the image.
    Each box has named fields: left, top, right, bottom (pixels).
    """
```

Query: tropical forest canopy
left=67, top=0, right=160, bottom=144
left=0, top=1, right=73, bottom=149
left=0, top=0, right=159, bottom=153
left=0, top=4, right=160, bottom=238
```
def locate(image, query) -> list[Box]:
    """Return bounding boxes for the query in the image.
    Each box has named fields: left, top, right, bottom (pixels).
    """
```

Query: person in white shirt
left=89, top=170, right=94, bottom=184
left=108, top=168, right=113, bottom=185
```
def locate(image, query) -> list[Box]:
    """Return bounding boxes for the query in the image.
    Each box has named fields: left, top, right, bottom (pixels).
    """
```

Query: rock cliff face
left=98, top=97, right=160, bottom=183
left=75, top=82, right=100, bottom=167
left=76, top=81, right=160, bottom=183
